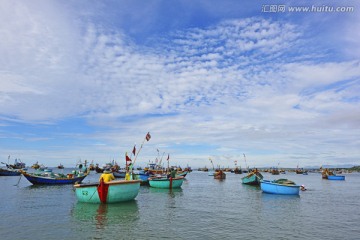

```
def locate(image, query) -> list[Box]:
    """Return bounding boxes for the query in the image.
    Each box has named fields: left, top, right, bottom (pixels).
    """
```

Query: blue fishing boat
left=261, top=179, right=300, bottom=195
left=148, top=176, right=184, bottom=189
left=0, top=167, right=21, bottom=176
left=20, top=170, right=89, bottom=185
left=242, top=169, right=263, bottom=185
left=132, top=172, right=151, bottom=185
left=327, top=175, right=345, bottom=180
left=74, top=179, right=141, bottom=203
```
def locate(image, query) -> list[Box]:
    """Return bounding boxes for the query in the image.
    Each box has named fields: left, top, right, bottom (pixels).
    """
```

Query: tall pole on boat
left=132, top=132, right=151, bottom=166
left=209, top=158, right=215, bottom=171
left=243, top=153, right=248, bottom=170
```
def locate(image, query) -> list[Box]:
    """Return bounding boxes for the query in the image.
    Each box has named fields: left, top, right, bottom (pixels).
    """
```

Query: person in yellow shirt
left=99, top=169, right=115, bottom=183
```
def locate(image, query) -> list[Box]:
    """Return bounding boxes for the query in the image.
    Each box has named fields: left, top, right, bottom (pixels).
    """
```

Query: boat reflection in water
left=72, top=201, right=139, bottom=231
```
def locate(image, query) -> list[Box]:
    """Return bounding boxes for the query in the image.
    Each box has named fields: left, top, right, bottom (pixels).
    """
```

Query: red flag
left=132, top=145, right=136, bottom=156
left=126, top=153, right=132, bottom=162
left=146, top=132, right=151, bottom=141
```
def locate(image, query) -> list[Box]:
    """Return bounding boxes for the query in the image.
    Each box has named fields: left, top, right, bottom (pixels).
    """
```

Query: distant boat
left=20, top=170, right=89, bottom=185
left=57, top=164, right=64, bottom=169
left=327, top=175, right=345, bottom=180
left=0, top=167, right=21, bottom=176
left=74, top=179, right=141, bottom=204
left=271, top=167, right=280, bottom=175
left=148, top=176, right=184, bottom=189
left=233, top=167, right=242, bottom=174
left=214, top=170, right=226, bottom=179
left=31, top=162, right=40, bottom=169
left=321, top=168, right=344, bottom=180
left=242, top=169, right=263, bottom=185
left=261, top=179, right=300, bottom=195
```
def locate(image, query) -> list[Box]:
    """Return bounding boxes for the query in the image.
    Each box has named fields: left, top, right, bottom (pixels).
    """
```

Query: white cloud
left=0, top=1, right=359, bottom=167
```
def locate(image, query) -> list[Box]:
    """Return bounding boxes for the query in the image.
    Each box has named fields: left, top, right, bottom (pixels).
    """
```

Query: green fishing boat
left=242, top=170, right=263, bottom=185
left=74, top=179, right=141, bottom=204
left=148, top=176, right=184, bottom=189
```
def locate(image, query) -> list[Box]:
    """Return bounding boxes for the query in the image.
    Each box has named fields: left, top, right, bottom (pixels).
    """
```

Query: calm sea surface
left=1, top=170, right=359, bottom=240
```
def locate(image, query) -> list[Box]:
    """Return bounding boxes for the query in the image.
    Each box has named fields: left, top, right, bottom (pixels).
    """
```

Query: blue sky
left=1, top=0, right=359, bottom=169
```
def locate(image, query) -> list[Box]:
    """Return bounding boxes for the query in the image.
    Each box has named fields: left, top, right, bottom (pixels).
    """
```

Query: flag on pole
left=132, top=145, right=136, bottom=156
left=146, top=132, right=151, bottom=141
left=125, top=152, right=132, bottom=162
left=167, top=154, right=170, bottom=161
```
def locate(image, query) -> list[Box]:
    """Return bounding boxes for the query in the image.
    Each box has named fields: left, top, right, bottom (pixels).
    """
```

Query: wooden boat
left=0, top=167, right=21, bottom=176
left=242, top=169, right=263, bottom=185
left=148, top=176, right=184, bottom=189
left=234, top=167, right=242, bottom=174
left=327, top=175, right=345, bottom=180
left=20, top=170, right=89, bottom=185
left=271, top=167, right=280, bottom=175
left=74, top=179, right=141, bottom=204
left=214, top=170, right=226, bottom=179
left=260, top=179, right=300, bottom=195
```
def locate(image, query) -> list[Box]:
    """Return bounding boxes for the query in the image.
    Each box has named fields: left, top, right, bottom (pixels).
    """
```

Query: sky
left=1, top=0, right=359, bottom=169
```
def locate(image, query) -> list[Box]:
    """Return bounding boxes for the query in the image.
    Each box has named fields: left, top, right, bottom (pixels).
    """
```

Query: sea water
left=1, top=170, right=359, bottom=239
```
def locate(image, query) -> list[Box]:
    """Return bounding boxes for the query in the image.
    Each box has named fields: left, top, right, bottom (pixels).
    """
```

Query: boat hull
left=74, top=180, right=141, bottom=203
left=261, top=180, right=300, bottom=195
left=21, top=171, right=88, bottom=185
left=242, top=172, right=263, bottom=185
left=327, top=175, right=345, bottom=180
left=149, top=177, right=184, bottom=189
left=133, top=173, right=150, bottom=185
left=0, top=168, right=21, bottom=176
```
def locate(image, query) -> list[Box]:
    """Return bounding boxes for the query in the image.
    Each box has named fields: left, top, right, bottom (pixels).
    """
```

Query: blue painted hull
left=327, top=175, right=345, bottom=180
left=74, top=180, right=141, bottom=203
left=0, top=168, right=21, bottom=176
left=21, top=171, right=88, bottom=185
left=149, top=176, right=184, bottom=189
left=133, top=173, right=151, bottom=185
left=261, top=180, right=300, bottom=195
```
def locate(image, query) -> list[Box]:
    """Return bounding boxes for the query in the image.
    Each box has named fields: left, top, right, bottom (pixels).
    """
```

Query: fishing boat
left=57, top=163, right=64, bottom=169
left=0, top=167, right=21, bottom=176
left=242, top=169, right=263, bottom=185
left=20, top=170, right=89, bottom=185
left=31, top=161, right=40, bottom=169
left=148, top=176, right=185, bottom=189
left=327, top=175, right=345, bottom=180
left=260, top=179, right=300, bottom=195
left=214, top=170, right=226, bottom=179
left=132, top=171, right=151, bottom=185
left=74, top=179, right=141, bottom=204
left=271, top=167, right=280, bottom=175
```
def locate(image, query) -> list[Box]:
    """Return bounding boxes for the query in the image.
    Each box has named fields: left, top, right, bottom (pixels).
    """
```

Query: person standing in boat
left=170, top=168, right=177, bottom=178
left=99, top=168, right=115, bottom=183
